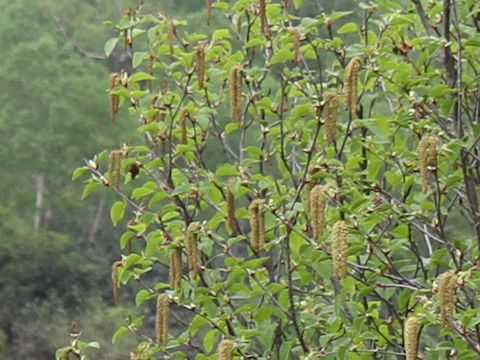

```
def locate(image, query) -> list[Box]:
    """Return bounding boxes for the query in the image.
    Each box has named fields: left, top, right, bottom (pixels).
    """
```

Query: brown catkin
left=418, top=135, right=438, bottom=191
left=229, top=65, right=242, bottom=123
left=309, top=185, right=327, bottom=240
left=179, top=108, right=189, bottom=144
left=304, top=166, right=320, bottom=213
left=404, top=316, right=420, bottom=360
left=331, top=220, right=349, bottom=279
left=249, top=199, right=265, bottom=252
left=205, top=0, right=212, bottom=25
left=259, top=0, right=267, bottom=34
left=217, top=339, right=234, bottom=360
left=344, top=57, right=362, bottom=118
left=437, top=272, right=457, bottom=325
left=226, top=180, right=236, bottom=233
left=169, top=239, right=182, bottom=289
left=187, top=222, right=201, bottom=276
left=155, top=294, right=170, bottom=346
left=167, top=17, right=175, bottom=56
left=323, top=92, right=339, bottom=145
left=289, top=28, right=302, bottom=64
left=108, top=150, right=122, bottom=189
left=196, top=42, right=206, bottom=89
left=111, top=260, right=123, bottom=305
left=109, top=72, right=121, bottom=121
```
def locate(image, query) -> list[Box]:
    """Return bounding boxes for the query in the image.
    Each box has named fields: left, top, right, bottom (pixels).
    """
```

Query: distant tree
left=72, top=0, right=480, bottom=359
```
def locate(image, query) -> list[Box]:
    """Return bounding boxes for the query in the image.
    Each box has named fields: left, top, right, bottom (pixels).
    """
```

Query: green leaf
left=72, top=166, right=88, bottom=181
left=203, top=329, right=219, bottom=353
left=112, top=326, right=128, bottom=344
left=337, top=22, right=358, bottom=34
left=215, top=164, right=240, bottom=177
left=135, top=289, right=153, bottom=306
left=81, top=181, right=100, bottom=200
left=130, top=72, right=155, bottom=83
left=104, top=37, right=119, bottom=57
left=110, top=201, right=126, bottom=226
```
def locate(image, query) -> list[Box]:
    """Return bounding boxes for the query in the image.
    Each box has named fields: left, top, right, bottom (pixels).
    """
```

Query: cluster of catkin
left=155, top=294, right=170, bottom=346
left=169, top=239, right=182, bottom=289
left=108, top=150, right=123, bottom=189
left=229, top=65, right=242, bottom=123
left=217, top=339, right=234, bottom=360
left=418, top=135, right=438, bottom=191
left=249, top=199, right=265, bottom=252
left=187, top=222, right=201, bottom=276
left=111, top=260, right=123, bottom=305
left=344, top=57, right=362, bottom=118
left=109, top=72, right=121, bottom=121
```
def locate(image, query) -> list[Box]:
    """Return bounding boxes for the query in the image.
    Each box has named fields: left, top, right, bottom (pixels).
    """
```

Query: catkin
left=155, top=294, right=170, bottom=346
left=187, top=222, right=201, bottom=276
left=304, top=166, right=319, bottom=213
left=226, top=179, right=236, bottom=233
left=217, top=339, right=234, bottom=360
left=259, top=0, right=267, bottom=34
left=109, top=72, right=121, bottom=121
left=404, top=316, right=420, bottom=360
left=437, top=272, right=457, bottom=325
left=418, top=135, right=438, bottom=191
left=205, top=0, right=212, bottom=25
left=229, top=65, right=242, bottom=123
left=111, top=260, right=123, bottom=305
left=179, top=108, right=189, bottom=144
left=108, top=150, right=122, bottom=189
left=289, top=28, right=302, bottom=64
left=169, top=239, right=182, bottom=289
left=331, top=220, right=349, bottom=279
left=196, top=42, right=206, bottom=89
left=344, top=57, right=362, bottom=118
left=310, top=185, right=327, bottom=240
left=249, top=199, right=265, bottom=252
left=167, top=17, right=175, bottom=56
left=323, top=92, right=339, bottom=145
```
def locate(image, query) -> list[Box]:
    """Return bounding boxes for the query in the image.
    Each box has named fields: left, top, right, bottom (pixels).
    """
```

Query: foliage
left=72, top=0, right=480, bottom=359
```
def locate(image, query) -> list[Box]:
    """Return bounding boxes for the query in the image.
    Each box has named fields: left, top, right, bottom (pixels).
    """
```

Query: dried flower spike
left=323, top=92, right=339, bottom=145
left=404, top=316, right=420, bottom=360
left=331, top=220, right=349, bottom=279
left=344, top=57, right=362, bottom=118
left=108, top=150, right=122, bottom=189
left=249, top=199, right=265, bottom=252
left=187, top=222, right=201, bottom=276
left=196, top=42, right=206, bottom=89
left=310, top=185, right=327, bottom=240
left=437, top=272, right=457, bottom=325
left=229, top=65, right=242, bottom=123
left=109, top=72, right=121, bottom=121
left=226, top=179, right=236, bottom=233
left=155, top=294, right=170, bottom=346
left=111, top=260, right=123, bottom=305
left=418, top=135, right=438, bottom=191
left=217, top=339, right=234, bottom=360
left=169, top=239, right=182, bottom=289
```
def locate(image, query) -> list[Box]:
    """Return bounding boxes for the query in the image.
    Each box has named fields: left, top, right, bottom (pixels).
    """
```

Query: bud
left=249, top=199, right=265, bottom=252
left=404, top=316, right=420, bottom=360
left=331, top=220, right=349, bottom=279
left=155, top=294, right=170, bottom=346
left=344, top=57, right=362, bottom=118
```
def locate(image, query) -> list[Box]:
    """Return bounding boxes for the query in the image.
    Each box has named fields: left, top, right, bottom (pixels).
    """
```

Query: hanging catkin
left=226, top=179, right=236, bottom=233
left=108, top=150, right=122, bottom=189
left=205, top=0, right=212, bottom=25
left=155, top=294, right=170, bottom=346
left=167, top=16, right=175, bottom=57
left=179, top=108, right=189, bottom=144
left=187, top=222, right=201, bottom=276
left=259, top=0, right=267, bottom=34
left=309, top=185, right=327, bottom=240
left=418, top=135, right=438, bottom=191
left=217, top=339, right=234, bottom=360
left=344, top=57, right=362, bottom=118
left=404, top=316, right=420, bottom=360
left=169, top=239, right=182, bottom=289
left=331, top=220, right=349, bottom=279
left=437, top=272, right=457, bottom=325
left=304, top=166, right=319, bottom=213
left=323, top=92, right=339, bottom=145
left=196, top=42, right=206, bottom=89
left=111, top=260, right=123, bottom=305
left=288, top=28, right=302, bottom=64
left=229, top=65, right=242, bottom=123
left=109, top=72, right=121, bottom=121
left=249, top=199, right=265, bottom=252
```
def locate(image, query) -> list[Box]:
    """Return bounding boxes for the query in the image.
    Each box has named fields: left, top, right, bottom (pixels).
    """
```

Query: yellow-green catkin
left=309, top=185, right=327, bottom=240
left=111, top=260, right=123, bottom=305
left=109, top=72, right=121, bottom=121
left=217, top=339, right=234, bottom=360
left=344, top=57, right=362, bottom=118
left=179, top=108, right=189, bottom=144
left=249, top=199, right=265, bottom=252
left=155, top=294, right=170, bottom=346
left=288, top=28, right=302, bottom=64
left=304, top=166, right=320, bottom=214
left=437, top=272, right=457, bottom=326
left=108, top=150, right=122, bottom=189
left=323, top=92, right=339, bottom=145
left=404, top=316, right=420, bottom=360
left=187, top=222, right=201, bottom=276
left=331, top=220, right=349, bottom=279
left=226, top=179, right=236, bottom=233
left=205, top=0, right=212, bottom=25
left=169, top=239, right=182, bottom=289
left=196, top=42, right=205, bottom=89
left=418, top=135, right=438, bottom=191
left=229, top=65, right=242, bottom=123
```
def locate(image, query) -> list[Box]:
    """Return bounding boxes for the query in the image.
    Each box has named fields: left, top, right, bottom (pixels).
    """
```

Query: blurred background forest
left=0, top=0, right=358, bottom=358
